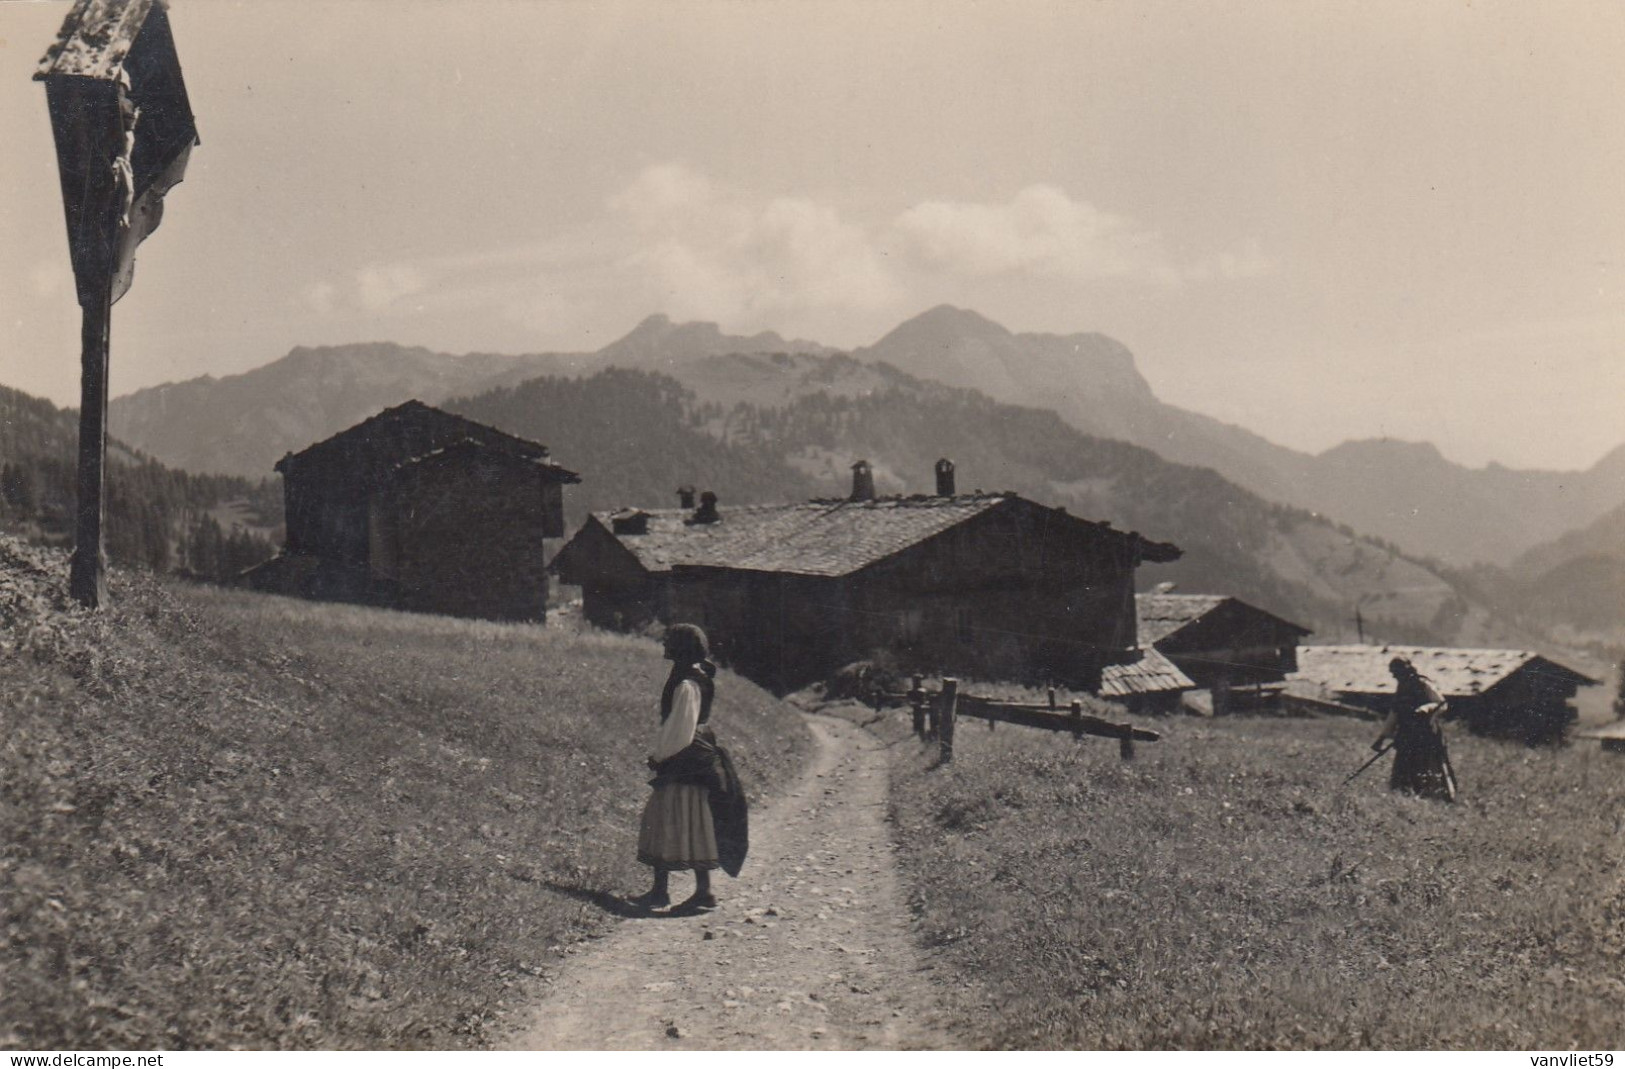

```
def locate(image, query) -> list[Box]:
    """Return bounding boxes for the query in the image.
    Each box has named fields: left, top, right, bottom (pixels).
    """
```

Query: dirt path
left=503, top=712, right=969, bottom=1050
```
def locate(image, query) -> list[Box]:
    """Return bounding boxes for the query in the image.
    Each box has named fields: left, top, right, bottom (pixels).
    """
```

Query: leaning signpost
left=35, top=0, right=198, bottom=607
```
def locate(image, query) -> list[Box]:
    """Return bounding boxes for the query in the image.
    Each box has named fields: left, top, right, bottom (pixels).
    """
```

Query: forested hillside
left=108, top=343, right=581, bottom=479
left=445, top=367, right=1520, bottom=648
left=1464, top=501, right=1625, bottom=652
left=0, top=385, right=279, bottom=580
left=445, top=369, right=824, bottom=516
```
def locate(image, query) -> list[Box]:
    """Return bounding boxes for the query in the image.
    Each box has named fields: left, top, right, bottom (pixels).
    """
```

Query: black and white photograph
left=2, top=0, right=1623, bottom=1053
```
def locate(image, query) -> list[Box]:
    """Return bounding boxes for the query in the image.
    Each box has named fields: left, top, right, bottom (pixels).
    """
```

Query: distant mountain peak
left=879, top=304, right=1013, bottom=345
left=596, top=314, right=835, bottom=368
left=917, top=303, right=1002, bottom=325
left=1320, top=437, right=1449, bottom=465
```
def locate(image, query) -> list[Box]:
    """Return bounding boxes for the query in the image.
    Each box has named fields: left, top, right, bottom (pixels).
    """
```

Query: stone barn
left=247, top=400, right=579, bottom=621
left=1135, top=593, right=1312, bottom=715
left=1290, top=644, right=1598, bottom=743
left=550, top=459, right=1181, bottom=691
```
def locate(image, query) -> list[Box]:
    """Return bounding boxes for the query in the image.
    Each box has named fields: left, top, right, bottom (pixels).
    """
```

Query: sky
left=2, top=0, right=1622, bottom=471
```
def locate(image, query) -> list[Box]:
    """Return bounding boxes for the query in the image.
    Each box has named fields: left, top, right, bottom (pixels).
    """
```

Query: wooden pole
left=68, top=282, right=112, bottom=607
left=1070, top=699, right=1083, bottom=741
left=1119, top=735, right=1136, bottom=761
left=909, top=675, right=926, bottom=738
left=940, top=677, right=958, bottom=762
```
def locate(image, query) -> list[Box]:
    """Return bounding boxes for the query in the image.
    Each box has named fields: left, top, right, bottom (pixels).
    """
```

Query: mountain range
left=5, top=306, right=1609, bottom=657
left=849, top=306, right=1625, bottom=567
left=89, top=305, right=1625, bottom=656
left=108, top=307, right=1625, bottom=572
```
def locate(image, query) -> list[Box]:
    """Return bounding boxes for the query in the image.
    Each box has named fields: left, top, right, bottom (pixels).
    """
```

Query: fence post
left=1119, top=734, right=1136, bottom=761
left=1070, top=699, right=1083, bottom=741
left=1048, top=687, right=1057, bottom=709
left=908, top=675, right=926, bottom=738
left=940, top=678, right=959, bottom=762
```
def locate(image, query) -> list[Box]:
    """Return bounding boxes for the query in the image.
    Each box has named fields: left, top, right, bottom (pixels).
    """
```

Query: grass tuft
left=2, top=538, right=812, bottom=1049
left=878, top=704, right=1625, bottom=1049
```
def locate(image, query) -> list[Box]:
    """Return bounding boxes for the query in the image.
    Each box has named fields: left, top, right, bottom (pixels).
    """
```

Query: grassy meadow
left=866, top=698, right=1625, bottom=1049
left=1, top=539, right=813, bottom=1049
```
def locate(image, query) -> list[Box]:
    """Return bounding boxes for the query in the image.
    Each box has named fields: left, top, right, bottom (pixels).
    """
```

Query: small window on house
left=896, top=609, right=923, bottom=641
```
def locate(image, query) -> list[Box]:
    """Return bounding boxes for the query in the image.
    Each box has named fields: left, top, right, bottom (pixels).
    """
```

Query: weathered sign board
left=35, top=0, right=198, bottom=606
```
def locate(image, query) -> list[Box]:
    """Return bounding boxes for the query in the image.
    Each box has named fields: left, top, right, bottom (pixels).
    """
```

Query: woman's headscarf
left=664, top=623, right=710, bottom=667
left=661, top=623, right=715, bottom=723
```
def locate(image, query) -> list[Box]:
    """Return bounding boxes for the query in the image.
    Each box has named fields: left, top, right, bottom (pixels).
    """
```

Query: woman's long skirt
left=1390, top=745, right=1453, bottom=801
left=637, top=782, right=719, bottom=870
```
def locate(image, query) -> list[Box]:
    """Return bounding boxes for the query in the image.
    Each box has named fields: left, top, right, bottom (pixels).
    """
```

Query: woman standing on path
left=631, top=624, right=745, bottom=914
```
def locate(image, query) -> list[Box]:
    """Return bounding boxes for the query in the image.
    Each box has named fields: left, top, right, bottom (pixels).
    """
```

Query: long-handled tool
left=1343, top=741, right=1393, bottom=786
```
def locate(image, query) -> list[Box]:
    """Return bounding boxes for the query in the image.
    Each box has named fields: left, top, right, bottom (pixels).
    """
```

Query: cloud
left=891, top=184, right=1270, bottom=284
left=1188, top=237, right=1273, bottom=281
left=302, top=281, right=338, bottom=315
left=607, top=163, right=901, bottom=321
left=316, top=167, right=1267, bottom=342
left=608, top=162, right=719, bottom=223
left=355, top=262, right=429, bottom=310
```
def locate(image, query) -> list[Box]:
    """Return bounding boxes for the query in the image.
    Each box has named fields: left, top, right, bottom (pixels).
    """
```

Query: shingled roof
left=391, top=437, right=581, bottom=481
left=1292, top=645, right=1598, bottom=698
left=1136, top=594, right=1228, bottom=646
left=1099, top=647, right=1196, bottom=698
left=592, top=495, right=1009, bottom=578
left=581, top=493, right=1175, bottom=579
left=274, top=400, right=579, bottom=482
left=1135, top=593, right=1311, bottom=647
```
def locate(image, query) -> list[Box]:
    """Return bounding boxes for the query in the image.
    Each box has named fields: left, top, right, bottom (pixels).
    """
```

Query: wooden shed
left=1135, top=593, right=1311, bottom=714
left=552, top=463, right=1180, bottom=691
left=1290, top=644, right=1598, bottom=743
left=1098, top=646, right=1196, bottom=714
left=248, top=400, right=579, bottom=621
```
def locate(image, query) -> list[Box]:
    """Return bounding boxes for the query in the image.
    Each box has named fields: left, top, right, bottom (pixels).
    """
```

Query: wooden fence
left=876, top=676, right=1161, bottom=763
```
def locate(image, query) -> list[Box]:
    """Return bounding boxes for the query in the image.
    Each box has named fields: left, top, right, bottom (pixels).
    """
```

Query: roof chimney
left=935, top=457, right=956, bottom=497
left=850, top=460, right=875, bottom=502
left=610, top=508, right=650, bottom=535
left=690, top=490, right=720, bottom=524
left=676, top=485, right=696, bottom=510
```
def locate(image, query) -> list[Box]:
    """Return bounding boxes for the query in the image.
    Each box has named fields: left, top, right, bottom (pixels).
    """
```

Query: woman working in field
left=1374, top=656, right=1456, bottom=802
left=631, top=624, right=746, bottom=914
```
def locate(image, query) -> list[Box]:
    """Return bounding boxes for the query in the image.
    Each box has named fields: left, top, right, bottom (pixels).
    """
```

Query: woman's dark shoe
left=627, top=890, right=671, bottom=912
left=669, top=892, right=717, bottom=915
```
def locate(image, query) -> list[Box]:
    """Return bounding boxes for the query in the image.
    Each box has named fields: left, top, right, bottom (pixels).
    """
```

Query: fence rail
left=875, top=676, right=1160, bottom=763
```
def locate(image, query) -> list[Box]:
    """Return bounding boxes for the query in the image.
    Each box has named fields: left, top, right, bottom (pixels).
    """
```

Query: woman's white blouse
left=652, top=679, right=702, bottom=761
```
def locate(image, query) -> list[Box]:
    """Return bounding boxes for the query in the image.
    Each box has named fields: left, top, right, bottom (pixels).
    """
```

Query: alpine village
left=5, top=0, right=1625, bottom=1055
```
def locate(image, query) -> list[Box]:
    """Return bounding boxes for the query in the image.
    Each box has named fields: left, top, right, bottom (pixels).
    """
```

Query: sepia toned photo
left=2, top=0, right=1623, bottom=1054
